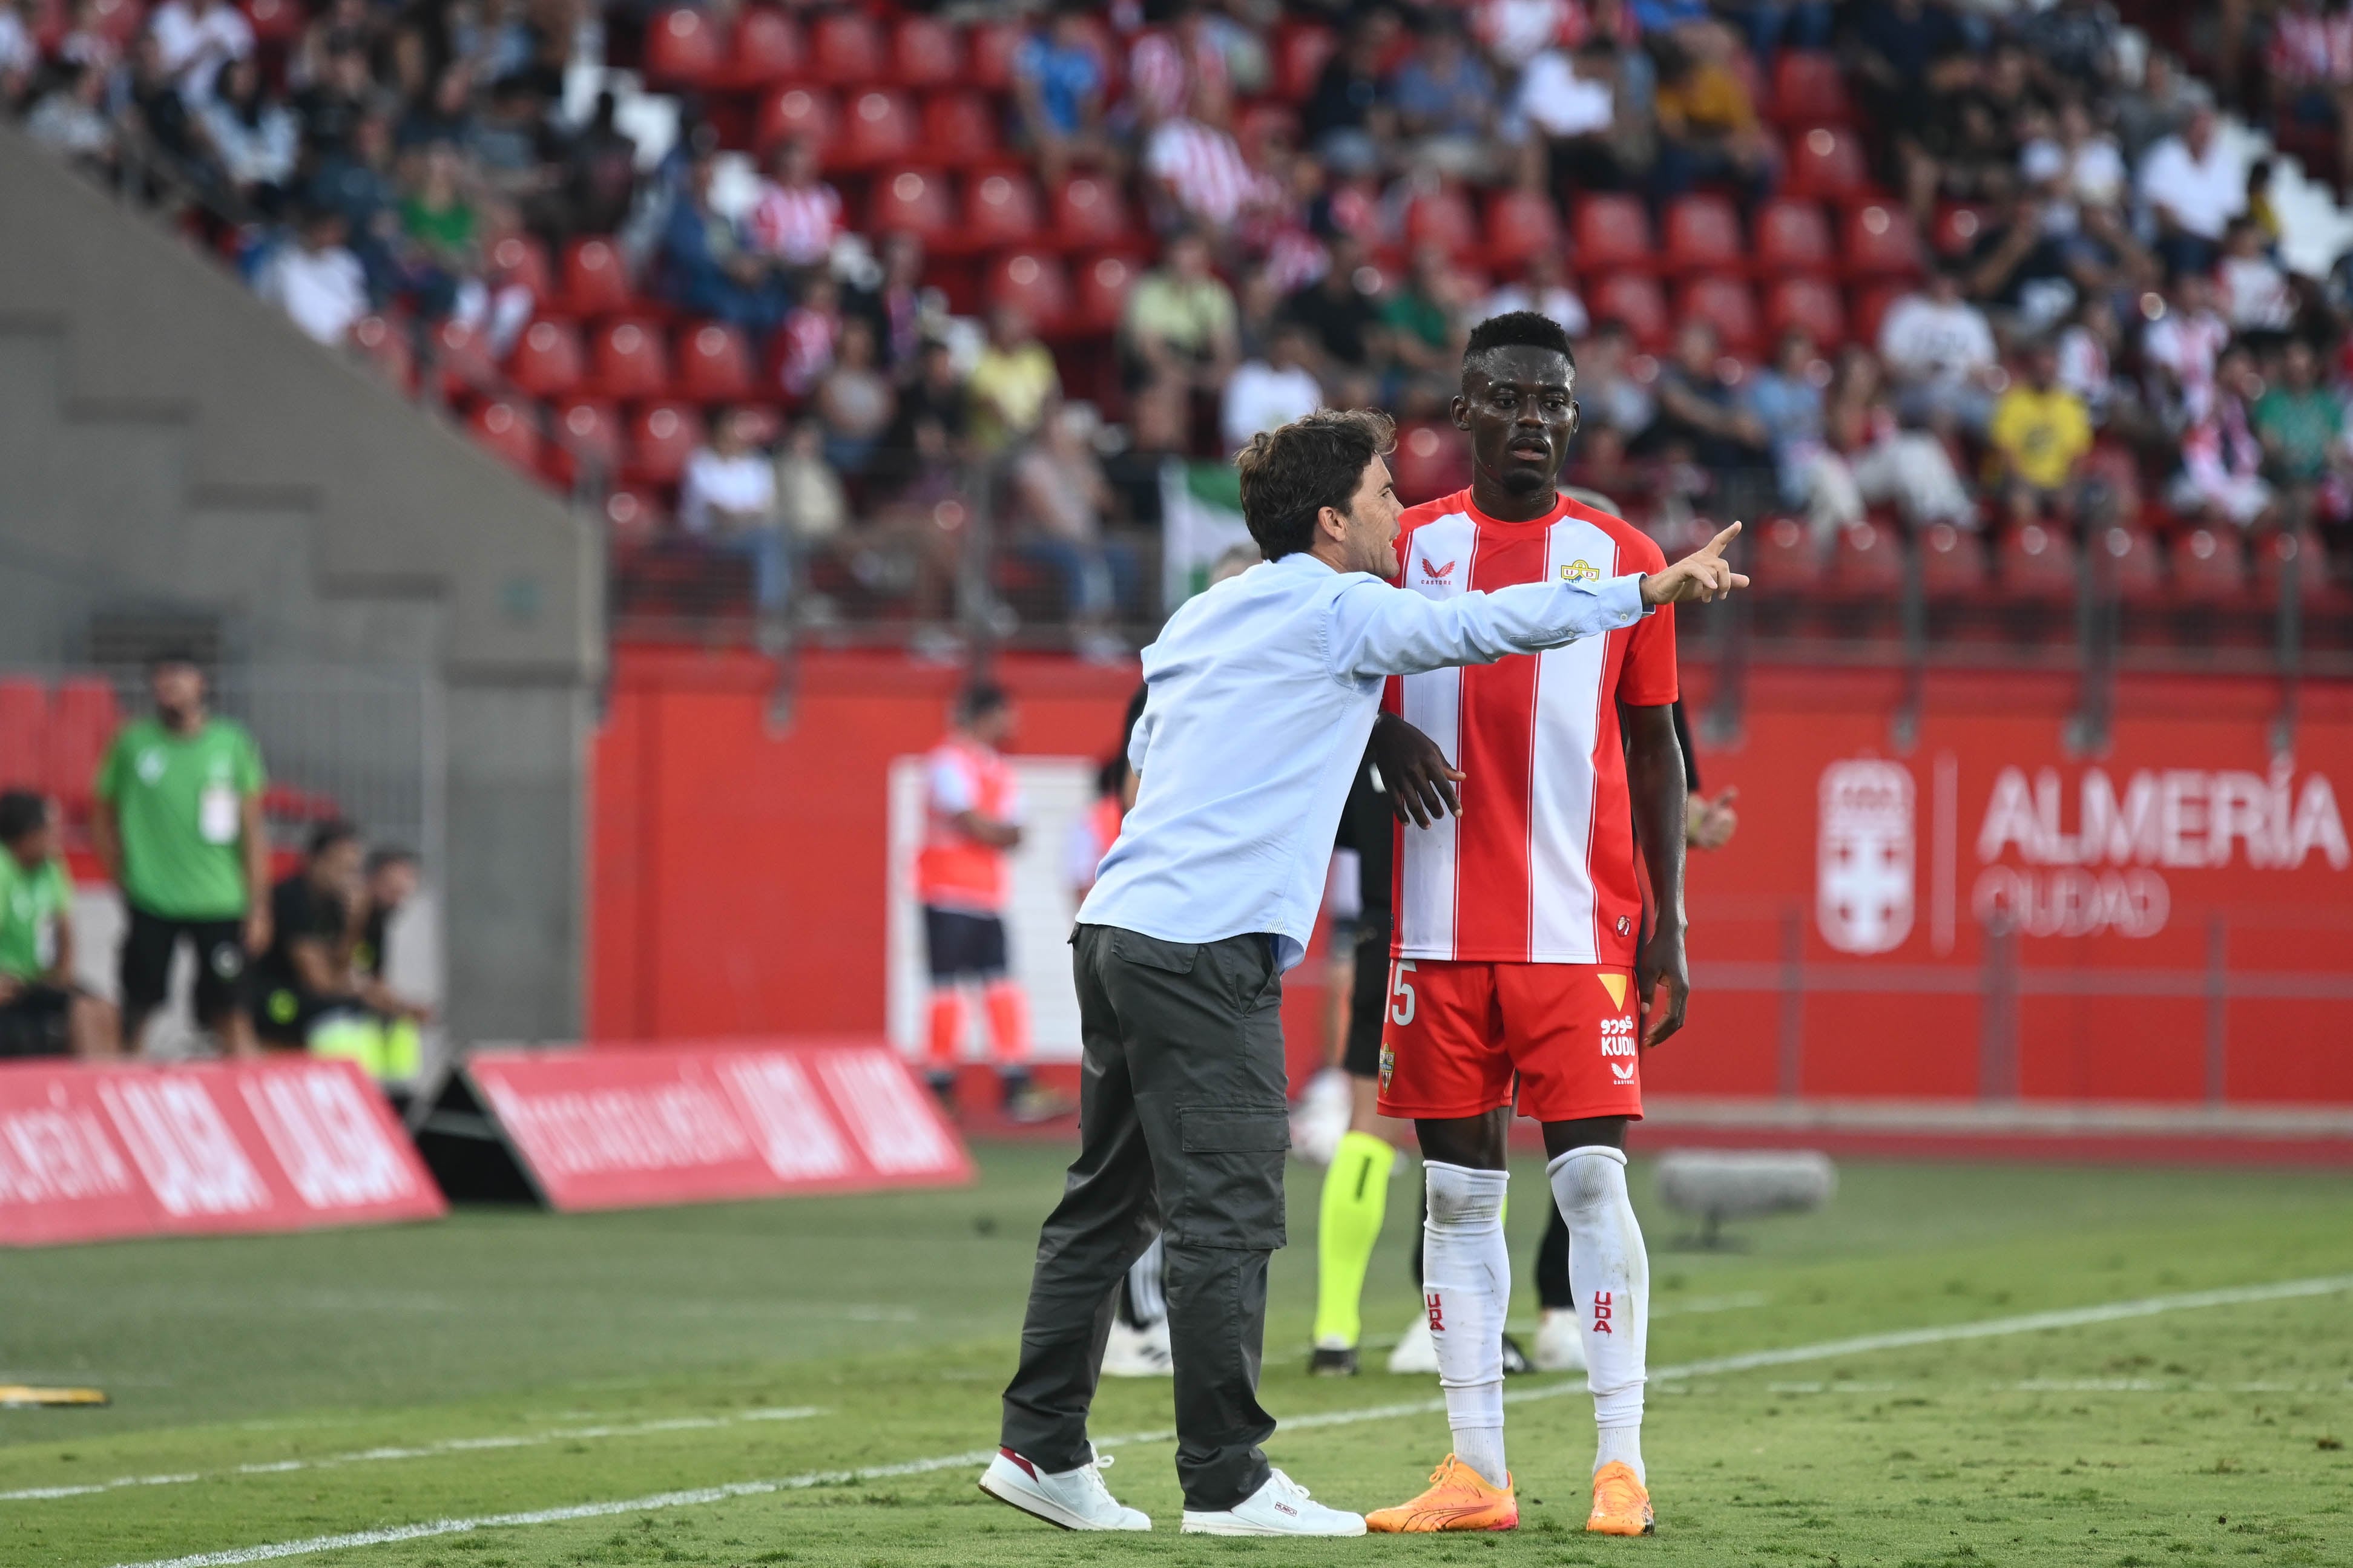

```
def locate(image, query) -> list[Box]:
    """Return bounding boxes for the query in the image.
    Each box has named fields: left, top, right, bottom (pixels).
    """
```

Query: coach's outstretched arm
left=1329, top=522, right=1749, bottom=680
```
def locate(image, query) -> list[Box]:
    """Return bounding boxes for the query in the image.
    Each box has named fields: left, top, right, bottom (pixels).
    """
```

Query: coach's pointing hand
left=1639, top=522, right=1749, bottom=606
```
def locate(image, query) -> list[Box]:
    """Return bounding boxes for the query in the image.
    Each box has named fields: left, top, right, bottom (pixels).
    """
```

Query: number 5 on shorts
left=1388, top=960, right=1418, bottom=1027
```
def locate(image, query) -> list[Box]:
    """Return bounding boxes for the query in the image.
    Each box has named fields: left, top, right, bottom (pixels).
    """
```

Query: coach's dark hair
left=1464, top=310, right=1575, bottom=372
left=957, top=681, right=1010, bottom=724
left=1234, top=409, right=1397, bottom=560
left=307, top=819, right=362, bottom=859
left=0, top=790, right=48, bottom=846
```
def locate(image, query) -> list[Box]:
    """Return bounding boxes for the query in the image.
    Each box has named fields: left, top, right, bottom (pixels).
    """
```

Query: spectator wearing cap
left=2137, top=106, right=2248, bottom=280
left=1121, top=229, right=1240, bottom=404
left=1877, top=262, right=2001, bottom=436
left=1988, top=340, right=2093, bottom=532
left=681, top=406, right=789, bottom=617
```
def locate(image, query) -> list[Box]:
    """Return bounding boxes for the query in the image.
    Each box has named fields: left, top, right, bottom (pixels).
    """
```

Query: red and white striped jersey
left=746, top=179, right=844, bottom=267
left=1385, top=490, right=1677, bottom=966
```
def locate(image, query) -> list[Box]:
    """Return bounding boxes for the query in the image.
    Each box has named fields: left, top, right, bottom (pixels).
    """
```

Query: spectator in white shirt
left=1512, top=40, right=1626, bottom=191
left=680, top=407, right=789, bottom=617
left=148, top=0, right=254, bottom=103
left=1875, top=264, right=2001, bottom=435
left=1481, top=252, right=1588, bottom=341
left=255, top=209, right=370, bottom=347
left=200, top=57, right=300, bottom=213
left=2216, top=217, right=2295, bottom=338
left=2137, top=106, right=2247, bottom=279
left=1221, top=324, right=1327, bottom=453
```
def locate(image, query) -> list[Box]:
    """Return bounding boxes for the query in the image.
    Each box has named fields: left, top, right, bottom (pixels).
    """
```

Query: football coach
left=980, top=410, right=1746, bottom=1537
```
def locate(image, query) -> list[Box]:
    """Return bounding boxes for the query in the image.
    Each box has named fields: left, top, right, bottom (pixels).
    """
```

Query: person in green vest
left=0, top=791, right=117, bottom=1060
left=91, top=654, right=271, bottom=1058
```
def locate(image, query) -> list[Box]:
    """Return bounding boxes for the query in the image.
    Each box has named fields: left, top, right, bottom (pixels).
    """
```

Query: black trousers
left=999, top=923, right=1290, bottom=1511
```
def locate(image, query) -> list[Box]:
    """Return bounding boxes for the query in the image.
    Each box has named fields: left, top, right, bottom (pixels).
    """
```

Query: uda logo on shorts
left=1378, top=1043, right=1395, bottom=1094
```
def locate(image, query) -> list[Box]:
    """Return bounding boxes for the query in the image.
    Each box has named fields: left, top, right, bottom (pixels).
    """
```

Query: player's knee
left=1552, top=1145, right=1630, bottom=1211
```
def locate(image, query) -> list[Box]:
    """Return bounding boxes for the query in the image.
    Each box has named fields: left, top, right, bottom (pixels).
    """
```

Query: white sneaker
left=1181, top=1468, right=1366, bottom=1536
left=1101, top=1316, right=1173, bottom=1378
left=978, top=1446, right=1150, bottom=1530
left=1535, top=1307, right=1589, bottom=1372
left=1386, top=1313, right=1439, bottom=1374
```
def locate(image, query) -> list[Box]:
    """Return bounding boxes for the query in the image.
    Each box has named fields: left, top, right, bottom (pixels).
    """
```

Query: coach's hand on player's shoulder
left=1639, top=522, right=1749, bottom=606
left=1369, top=712, right=1465, bottom=828
left=1636, top=922, right=1690, bottom=1049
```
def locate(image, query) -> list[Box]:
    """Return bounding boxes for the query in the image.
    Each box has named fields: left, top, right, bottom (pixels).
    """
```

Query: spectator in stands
left=200, top=57, right=297, bottom=217
left=1221, top=321, right=1326, bottom=451
left=1103, top=381, right=1189, bottom=529
left=1010, top=405, right=1130, bottom=661
left=122, top=32, right=211, bottom=192
left=1279, top=233, right=1387, bottom=407
left=1381, top=243, right=1470, bottom=413
left=2143, top=271, right=2231, bottom=427
left=150, top=0, right=252, bottom=105
left=1389, top=12, right=1503, bottom=177
left=1304, top=7, right=1400, bottom=175
left=1842, top=0, right=1969, bottom=146
left=2267, top=0, right=2353, bottom=197
left=562, top=90, right=639, bottom=243
left=2055, top=292, right=2129, bottom=433
left=659, top=150, right=790, bottom=343
left=680, top=405, right=789, bottom=617
left=970, top=306, right=1062, bottom=453
left=23, top=59, right=119, bottom=176
left=2018, top=0, right=2119, bottom=97
left=56, top=0, right=122, bottom=74
left=2254, top=338, right=2351, bottom=541
left=307, top=108, right=400, bottom=301
left=777, top=271, right=844, bottom=398
left=1877, top=261, right=2000, bottom=435
left=1745, top=329, right=1852, bottom=546
left=815, top=316, right=895, bottom=476
left=1483, top=251, right=1588, bottom=340
left=1013, top=1, right=1114, bottom=185
left=398, top=60, right=476, bottom=151
left=466, top=75, right=565, bottom=234
left=356, top=848, right=430, bottom=1023
left=252, top=819, right=367, bottom=1051
left=2216, top=216, right=2297, bottom=344
left=94, top=652, right=268, bottom=1060
left=1828, top=344, right=1979, bottom=531
left=881, top=338, right=972, bottom=484
left=1121, top=228, right=1239, bottom=404
left=0, top=0, right=31, bottom=104
left=2137, top=105, right=2248, bottom=280
left=774, top=419, right=850, bottom=560
left=1570, top=317, right=1655, bottom=443
left=255, top=207, right=370, bottom=346
left=2169, top=346, right=2278, bottom=534
left=852, top=231, right=932, bottom=374
left=1961, top=191, right=2101, bottom=338
left=1725, top=0, right=1832, bottom=62
left=1988, top=340, right=2093, bottom=531
left=1513, top=37, right=1633, bottom=192
left=1140, top=79, right=1268, bottom=236
left=748, top=138, right=844, bottom=272
left=0, top=792, right=115, bottom=1061
left=1650, top=22, right=1775, bottom=207
left=291, top=41, right=374, bottom=165
left=1650, top=317, right=1772, bottom=514
left=2114, top=50, right=2213, bottom=166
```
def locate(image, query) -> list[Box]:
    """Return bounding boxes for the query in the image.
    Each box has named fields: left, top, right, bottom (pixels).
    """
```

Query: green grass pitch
left=1, top=1146, right=2348, bottom=1567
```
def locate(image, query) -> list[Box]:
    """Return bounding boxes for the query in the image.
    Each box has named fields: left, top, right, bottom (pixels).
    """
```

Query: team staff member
left=252, top=821, right=367, bottom=1049
left=93, top=654, right=269, bottom=1058
left=0, top=792, right=116, bottom=1059
left=979, top=409, right=1743, bottom=1537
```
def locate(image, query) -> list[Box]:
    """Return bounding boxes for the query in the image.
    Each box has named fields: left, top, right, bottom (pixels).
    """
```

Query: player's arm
left=240, top=789, right=272, bottom=956
left=48, top=885, right=76, bottom=989
left=90, top=801, right=122, bottom=889
left=949, top=809, right=1022, bottom=849
left=1627, top=702, right=1690, bottom=1048
left=287, top=933, right=351, bottom=997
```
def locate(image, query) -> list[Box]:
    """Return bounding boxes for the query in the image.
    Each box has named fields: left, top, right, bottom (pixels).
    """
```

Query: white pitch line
left=108, top=1273, right=2353, bottom=1568
left=1, top=1408, right=822, bottom=1504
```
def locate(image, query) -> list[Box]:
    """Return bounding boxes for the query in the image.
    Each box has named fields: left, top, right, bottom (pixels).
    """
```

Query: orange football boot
left=1365, top=1454, right=1519, bottom=1533
left=1585, top=1460, right=1654, bottom=1535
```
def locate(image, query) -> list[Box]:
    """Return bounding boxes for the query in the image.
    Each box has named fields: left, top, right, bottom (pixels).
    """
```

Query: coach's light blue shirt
left=1078, top=549, right=1648, bottom=971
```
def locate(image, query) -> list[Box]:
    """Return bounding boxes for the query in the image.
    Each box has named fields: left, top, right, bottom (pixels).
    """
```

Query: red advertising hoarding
left=444, top=1042, right=973, bottom=1212
left=0, top=1057, right=446, bottom=1247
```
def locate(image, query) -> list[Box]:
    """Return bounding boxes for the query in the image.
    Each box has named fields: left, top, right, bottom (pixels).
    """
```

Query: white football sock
left=1547, top=1145, right=1648, bottom=1484
left=1422, top=1161, right=1510, bottom=1488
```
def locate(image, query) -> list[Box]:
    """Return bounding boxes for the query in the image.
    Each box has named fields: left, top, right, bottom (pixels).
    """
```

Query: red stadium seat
left=245, top=0, right=301, bottom=44
left=644, top=7, right=722, bottom=88
left=1786, top=125, right=1868, bottom=200
left=1275, top=21, right=1338, bottom=102
left=809, top=10, right=886, bottom=83
left=488, top=233, right=551, bottom=298
left=676, top=321, right=754, bottom=401
left=602, top=484, right=665, bottom=540
left=350, top=313, right=413, bottom=392
left=985, top=252, right=1073, bottom=333
left=1677, top=275, right=1760, bottom=352
left=1764, top=277, right=1846, bottom=344
left=1588, top=274, right=1668, bottom=348
left=468, top=398, right=542, bottom=473
left=1835, top=519, right=1904, bottom=589
left=756, top=87, right=839, bottom=156
left=1404, top=186, right=1479, bottom=260
left=2098, top=525, right=2166, bottom=602
left=833, top=89, right=917, bottom=168
left=1769, top=51, right=1853, bottom=125
left=1843, top=202, right=1923, bottom=277
left=1662, top=194, right=1742, bottom=275
left=962, top=170, right=1044, bottom=248
left=1073, top=252, right=1140, bottom=332
left=871, top=167, right=955, bottom=240
left=0, top=679, right=49, bottom=793
left=892, top=15, right=963, bottom=85
left=430, top=318, right=495, bottom=400
left=1753, top=516, right=1823, bottom=588
left=967, top=18, right=1024, bottom=91
left=47, top=678, right=120, bottom=815
left=1051, top=174, right=1136, bottom=248
left=1390, top=422, right=1472, bottom=504
left=2171, top=526, right=2246, bottom=599
left=542, top=399, right=622, bottom=491
left=83, top=0, right=143, bottom=47
left=1932, top=202, right=1989, bottom=258
left=1483, top=188, right=1562, bottom=270
left=1573, top=194, right=1654, bottom=274
left=2256, top=526, right=2328, bottom=598
left=717, top=7, right=805, bottom=90
left=507, top=318, right=584, bottom=396
left=921, top=90, right=1001, bottom=167
left=2002, top=522, right=2078, bottom=598
left=560, top=238, right=632, bottom=317
left=1754, top=198, right=1834, bottom=273
left=1854, top=281, right=1909, bottom=347
left=590, top=318, right=670, bottom=401
left=625, top=401, right=703, bottom=485
left=1234, top=102, right=1302, bottom=165
left=1919, top=521, right=1986, bottom=593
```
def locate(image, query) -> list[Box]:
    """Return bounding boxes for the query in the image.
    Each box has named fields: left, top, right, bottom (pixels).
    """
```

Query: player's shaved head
left=1462, top=310, right=1575, bottom=381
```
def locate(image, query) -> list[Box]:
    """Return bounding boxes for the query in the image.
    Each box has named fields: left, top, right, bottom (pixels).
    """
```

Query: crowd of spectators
left=8, top=0, right=2353, bottom=634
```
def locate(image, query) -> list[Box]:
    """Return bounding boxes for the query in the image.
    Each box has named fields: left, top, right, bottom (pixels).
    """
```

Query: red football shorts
left=1375, top=959, right=1644, bottom=1124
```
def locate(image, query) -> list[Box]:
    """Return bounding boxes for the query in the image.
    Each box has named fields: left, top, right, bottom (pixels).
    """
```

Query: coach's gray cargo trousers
left=998, top=923, right=1289, bottom=1512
